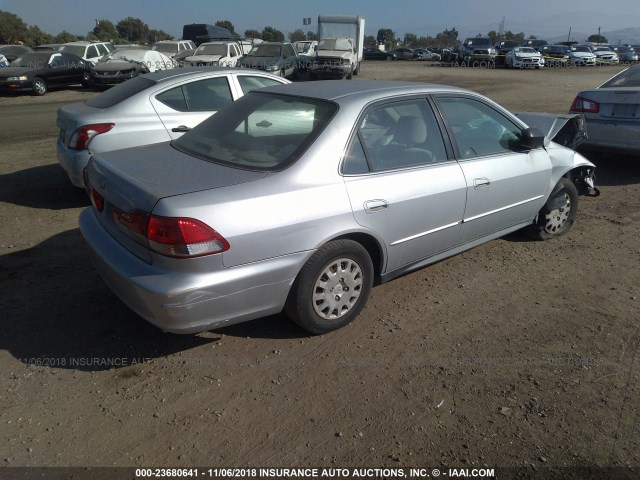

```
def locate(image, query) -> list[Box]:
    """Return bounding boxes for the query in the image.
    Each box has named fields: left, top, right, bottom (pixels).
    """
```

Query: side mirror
left=519, top=127, right=545, bottom=149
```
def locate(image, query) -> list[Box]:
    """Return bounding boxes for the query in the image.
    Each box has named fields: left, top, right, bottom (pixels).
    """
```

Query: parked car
left=591, top=46, right=619, bottom=64
left=90, top=49, right=176, bottom=86
left=363, top=47, right=397, bottom=61
left=568, top=46, right=597, bottom=66
left=183, top=41, right=243, bottom=67
left=151, top=40, right=197, bottom=58
left=414, top=48, right=441, bottom=61
left=59, top=41, right=115, bottom=64
left=80, top=80, right=597, bottom=335
left=152, top=40, right=197, bottom=66
left=0, top=51, right=90, bottom=95
left=523, top=39, right=548, bottom=52
left=612, top=46, right=638, bottom=63
left=0, top=44, right=34, bottom=63
left=495, top=40, right=520, bottom=65
left=541, top=45, right=570, bottom=67
left=237, top=42, right=298, bottom=78
left=458, top=37, right=497, bottom=64
left=569, top=64, right=640, bottom=153
left=504, top=47, right=545, bottom=68
left=390, top=47, right=420, bottom=60
left=57, top=68, right=290, bottom=187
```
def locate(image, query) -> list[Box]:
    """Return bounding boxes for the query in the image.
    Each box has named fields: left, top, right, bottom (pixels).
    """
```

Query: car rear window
left=601, top=67, right=640, bottom=88
left=172, top=92, right=337, bottom=171
left=86, top=76, right=156, bottom=108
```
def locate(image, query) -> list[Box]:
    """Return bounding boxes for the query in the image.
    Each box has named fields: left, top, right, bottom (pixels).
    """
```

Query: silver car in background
left=81, top=81, right=597, bottom=335
left=570, top=64, right=640, bottom=153
left=56, top=68, right=290, bottom=187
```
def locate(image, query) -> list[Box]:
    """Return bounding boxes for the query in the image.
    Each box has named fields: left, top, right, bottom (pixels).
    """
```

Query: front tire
left=527, top=178, right=579, bottom=240
left=285, top=240, right=373, bottom=334
left=32, top=77, right=47, bottom=96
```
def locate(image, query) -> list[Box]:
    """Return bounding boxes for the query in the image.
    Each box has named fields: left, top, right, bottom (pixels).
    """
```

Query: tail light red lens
left=570, top=96, right=599, bottom=114
left=69, top=123, right=114, bottom=150
left=148, top=216, right=229, bottom=257
left=113, top=208, right=229, bottom=258
left=91, top=188, right=104, bottom=212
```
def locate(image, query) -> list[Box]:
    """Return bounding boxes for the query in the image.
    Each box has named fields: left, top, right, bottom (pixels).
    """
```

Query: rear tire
left=527, top=178, right=579, bottom=240
left=285, top=240, right=373, bottom=335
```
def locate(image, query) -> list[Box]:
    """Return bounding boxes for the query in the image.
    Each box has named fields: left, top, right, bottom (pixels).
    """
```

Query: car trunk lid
left=86, top=142, right=267, bottom=263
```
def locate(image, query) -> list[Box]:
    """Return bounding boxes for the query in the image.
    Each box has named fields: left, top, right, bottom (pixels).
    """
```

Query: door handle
left=474, top=177, right=491, bottom=189
left=364, top=199, right=388, bottom=213
left=172, top=125, right=190, bottom=133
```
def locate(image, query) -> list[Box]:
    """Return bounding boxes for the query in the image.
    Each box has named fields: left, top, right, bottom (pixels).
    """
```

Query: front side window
left=344, top=98, right=448, bottom=173
left=86, top=45, right=98, bottom=59
left=435, top=96, right=523, bottom=159
left=173, top=92, right=337, bottom=170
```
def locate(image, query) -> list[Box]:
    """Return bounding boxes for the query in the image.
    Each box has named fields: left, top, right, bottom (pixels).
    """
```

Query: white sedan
left=505, top=47, right=545, bottom=68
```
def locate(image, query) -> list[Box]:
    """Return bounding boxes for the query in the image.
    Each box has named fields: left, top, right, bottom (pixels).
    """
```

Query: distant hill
left=547, top=27, right=640, bottom=45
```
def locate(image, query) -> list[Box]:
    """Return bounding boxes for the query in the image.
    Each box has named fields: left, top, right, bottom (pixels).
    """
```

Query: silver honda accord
left=80, top=80, right=598, bottom=335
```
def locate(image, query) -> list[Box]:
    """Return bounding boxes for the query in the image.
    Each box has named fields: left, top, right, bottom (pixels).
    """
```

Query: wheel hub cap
left=313, top=258, right=363, bottom=320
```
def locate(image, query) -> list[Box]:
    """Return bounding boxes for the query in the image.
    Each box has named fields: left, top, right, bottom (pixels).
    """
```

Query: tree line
left=0, top=11, right=609, bottom=48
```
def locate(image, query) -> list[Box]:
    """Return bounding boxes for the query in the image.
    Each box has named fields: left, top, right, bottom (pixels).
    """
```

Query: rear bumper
left=79, top=208, right=308, bottom=333
left=57, top=139, right=90, bottom=188
left=581, top=119, right=640, bottom=153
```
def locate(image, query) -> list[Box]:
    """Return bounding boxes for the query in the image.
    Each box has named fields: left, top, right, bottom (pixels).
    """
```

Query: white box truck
left=309, top=14, right=365, bottom=79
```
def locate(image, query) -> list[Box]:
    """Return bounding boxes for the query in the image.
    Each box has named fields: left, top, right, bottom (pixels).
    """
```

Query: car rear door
left=342, top=97, right=467, bottom=274
left=150, top=75, right=237, bottom=139
left=434, top=94, right=551, bottom=243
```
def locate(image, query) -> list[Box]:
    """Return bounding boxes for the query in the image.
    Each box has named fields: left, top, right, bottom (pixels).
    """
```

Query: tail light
left=69, top=123, right=114, bottom=150
left=114, top=208, right=229, bottom=258
left=570, top=96, right=599, bottom=114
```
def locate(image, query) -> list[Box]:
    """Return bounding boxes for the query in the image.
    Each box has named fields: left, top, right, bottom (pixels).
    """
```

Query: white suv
left=184, top=41, right=243, bottom=67
left=59, top=41, right=115, bottom=64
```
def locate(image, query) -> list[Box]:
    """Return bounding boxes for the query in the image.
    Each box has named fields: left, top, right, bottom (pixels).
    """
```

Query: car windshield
left=172, top=92, right=337, bottom=171
left=153, top=43, right=177, bottom=53
left=467, top=39, right=491, bottom=46
left=100, top=50, right=146, bottom=63
left=247, top=45, right=281, bottom=57
left=86, top=76, right=156, bottom=108
left=594, top=47, right=612, bottom=52
left=572, top=46, right=591, bottom=53
left=516, top=47, right=537, bottom=54
left=59, top=45, right=85, bottom=57
left=195, top=44, right=227, bottom=55
left=10, top=53, right=51, bottom=67
left=601, top=67, right=640, bottom=88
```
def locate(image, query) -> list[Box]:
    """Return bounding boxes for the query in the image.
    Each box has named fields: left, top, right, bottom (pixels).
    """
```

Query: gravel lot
left=1, top=62, right=638, bottom=478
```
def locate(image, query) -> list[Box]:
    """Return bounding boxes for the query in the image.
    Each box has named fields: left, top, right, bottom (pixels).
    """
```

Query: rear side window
left=156, top=77, right=233, bottom=112
left=86, top=76, right=156, bottom=108
left=237, top=75, right=283, bottom=94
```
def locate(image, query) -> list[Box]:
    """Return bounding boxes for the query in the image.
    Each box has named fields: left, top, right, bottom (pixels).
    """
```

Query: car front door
left=434, top=95, right=552, bottom=243
left=342, top=98, right=467, bottom=274
left=150, top=75, right=236, bottom=139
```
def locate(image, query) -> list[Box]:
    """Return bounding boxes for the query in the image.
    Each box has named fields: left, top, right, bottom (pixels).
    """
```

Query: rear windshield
left=86, top=76, right=155, bottom=108
left=601, top=66, right=640, bottom=88
left=59, top=45, right=85, bottom=57
left=172, top=92, right=337, bottom=171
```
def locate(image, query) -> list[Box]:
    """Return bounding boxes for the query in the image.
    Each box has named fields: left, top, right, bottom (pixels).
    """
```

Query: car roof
left=255, top=80, right=469, bottom=102
left=141, top=67, right=279, bottom=83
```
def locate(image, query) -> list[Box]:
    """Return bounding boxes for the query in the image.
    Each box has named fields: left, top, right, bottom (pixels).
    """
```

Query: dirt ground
left=1, top=62, right=639, bottom=478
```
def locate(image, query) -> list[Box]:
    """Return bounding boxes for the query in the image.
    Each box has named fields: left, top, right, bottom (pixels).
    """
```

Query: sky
left=1, top=0, right=639, bottom=41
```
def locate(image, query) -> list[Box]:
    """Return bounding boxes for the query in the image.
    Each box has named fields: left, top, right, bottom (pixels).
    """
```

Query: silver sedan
left=56, top=68, right=290, bottom=187
left=570, top=64, right=640, bottom=153
left=80, top=81, right=598, bottom=335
